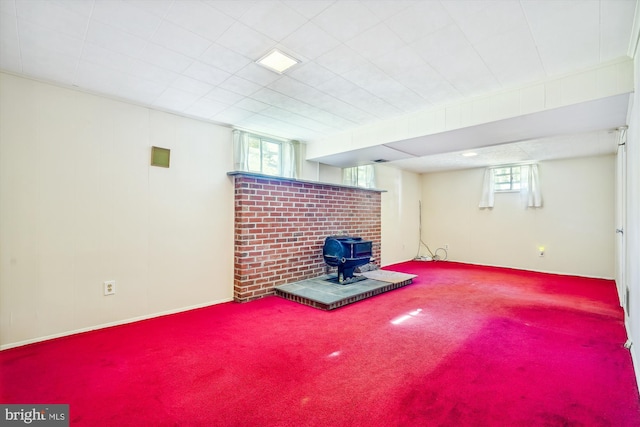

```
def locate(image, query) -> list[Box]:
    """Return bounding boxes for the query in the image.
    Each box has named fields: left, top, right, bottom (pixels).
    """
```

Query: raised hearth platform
left=274, top=270, right=416, bottom=310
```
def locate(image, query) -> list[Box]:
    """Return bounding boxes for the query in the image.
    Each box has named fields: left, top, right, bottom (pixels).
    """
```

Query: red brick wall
left=231, top=172, right=382, bottom=302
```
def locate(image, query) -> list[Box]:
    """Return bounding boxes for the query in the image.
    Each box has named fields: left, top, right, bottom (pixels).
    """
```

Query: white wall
left=421, top=156, right=615, bottom=278
left=624, top=25, right=640, bottom=391
left=377, top=164, right=422, bottom=266
left=0, top=73, right=235, bottom=349
left=318, top=163, right=342, bottom=185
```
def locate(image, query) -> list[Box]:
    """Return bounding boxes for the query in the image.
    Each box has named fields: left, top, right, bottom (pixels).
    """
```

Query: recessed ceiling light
left=462, top=152, right=478, bottom=157
left=256, top=49, right=299, bottom=74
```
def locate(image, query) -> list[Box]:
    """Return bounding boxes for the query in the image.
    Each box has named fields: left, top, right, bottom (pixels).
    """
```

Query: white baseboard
left=0, top=297, right=234, bottom=351
left=625, top=318, right=640, bottom=396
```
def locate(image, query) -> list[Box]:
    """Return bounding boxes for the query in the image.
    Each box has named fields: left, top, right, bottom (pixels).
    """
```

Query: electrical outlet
left=538, top=246, right=545, bottom=257
left=444, top=244, right=449, bottom=250
left=104, top=280, right=116, bottom=296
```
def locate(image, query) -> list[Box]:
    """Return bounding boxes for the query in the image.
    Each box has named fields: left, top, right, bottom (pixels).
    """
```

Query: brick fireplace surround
left=228, top=172, right=383, bottom=302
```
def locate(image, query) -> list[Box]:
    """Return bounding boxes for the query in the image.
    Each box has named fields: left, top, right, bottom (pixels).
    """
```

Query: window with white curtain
left=493, top=166, right=522, bottom=192
left=233, top=129, right=298, bottom=178
left=343, top=165, right=376, bottom=188
left=479, top=163, right=542, bottom=208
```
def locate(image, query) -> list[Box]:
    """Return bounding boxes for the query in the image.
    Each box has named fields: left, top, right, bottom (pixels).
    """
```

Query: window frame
left=343, top=164, right=375, bottom=189
left=493, top=165, right=522, bottom=193
left=247, top=134, right=284, bottom=176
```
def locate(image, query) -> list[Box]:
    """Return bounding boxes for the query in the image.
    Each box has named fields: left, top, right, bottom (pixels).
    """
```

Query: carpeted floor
left=1, top=261, right=639, bottom=426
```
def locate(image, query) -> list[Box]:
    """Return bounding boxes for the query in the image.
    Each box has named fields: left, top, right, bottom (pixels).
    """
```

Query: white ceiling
left=0, top=0, right=637, bottom=172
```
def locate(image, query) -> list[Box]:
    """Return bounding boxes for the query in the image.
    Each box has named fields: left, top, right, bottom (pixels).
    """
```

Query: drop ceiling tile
left=199, top=43, right=252, bottom=74
left=268, top=76, right=318, bottom=101
left=473, top=29, right=545, bottom=86
left=280, top=21, right=341, bottom=60
left=18, top=18, right=84, bottom=58
left=307, top=110, right=356, bottom=130
left=80, top=43, right=140, bottom=76
left=410, top=23, right=472, bottom=62
left=165, top=0, right=234, bottom=41
left=287, top=61, right=337, bottom=87
left=91, top=0, right=162, bottom=39
left=15, top=0, right=89, bottom=38
left=152, top=21, right=212, bottom=58
left=243, top=113, right=329, bottom=140
left=522, top=0, right=600, bottom=76
left=235, top=62, right=282, bottom=86
left=346, top=23, right=407, bottom=61
left=364, top=0, right=415, bottom=20
left=428, top=49, right=500, bottom=97
left=74, top=61, right=123, bottom=92
left=218, top=75, right=262, bottom=96
left=108, top=74, right=167, bottom=105
left=381, top=86, right=429, bottom=113
left=153, top=87, right=202, bottom=111
left=327, top=84, right=392, bottom=116
left=1, top=10, right=19, bottom=53
left=0, top=49, right=21, bottom=74
left=183, top=61, right=231, bottom=86
left=317, top=76, right=360, bottom=99
left=204, top=87, right=246, bottom=105
left=315, top=44, right=369, bottom=75
left=443, top=0, right=527, bottom=44
left=249, top=87, right=300, bottom=108
left=204, top=0, right=257, bottom=20
left=373, top=45, right=429, bottom=78
left=384, top=1, right=453, bottom=44
left=183, top=97, right=230, bottom=118
left=232, top=97, right=270, bottom=113
left=342, top=63, right=410, bottom=101
left=212, top=106, right=255, bottom=124
left=137, top=42, right=194, bottom=74
left=85, top=21, right=149, bottom=59
left=241, top=1, right=307, bottom=41
left=132, top=60, right=179, bottom=86
left=126, top=0, right=174, bottom=17
left=403, top=74, right=462, bottom=106
left=282, top=0, right=333, bottom=19
left=0, top=0, right=16, bottom=15
left=311, top=1, right=381, bottom=42
left=170, top=76, right=216, bottom=97
left=515, top=130, right=618, bottom=161
left=21, top=49, right=77, bottom=85
left=600, top=0, right=637, bottom=60
left=216, top=21, right=277, bottom=59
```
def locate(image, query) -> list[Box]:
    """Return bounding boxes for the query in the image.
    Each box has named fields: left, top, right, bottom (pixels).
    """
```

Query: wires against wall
left=415, top=201, right=448, bottom=262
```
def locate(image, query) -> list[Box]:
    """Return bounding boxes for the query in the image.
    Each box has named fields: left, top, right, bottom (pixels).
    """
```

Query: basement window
left=248, top=135, right=281, bottom=176
left=233, top=129, right=298, bottom=178
left=343, top=165, right=376, bottom=188
left=493, top=166, right=521, bottom=192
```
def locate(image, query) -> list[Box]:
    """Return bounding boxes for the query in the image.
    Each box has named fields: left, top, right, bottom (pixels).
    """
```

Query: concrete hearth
left=274, top=270, right=416, bottom=310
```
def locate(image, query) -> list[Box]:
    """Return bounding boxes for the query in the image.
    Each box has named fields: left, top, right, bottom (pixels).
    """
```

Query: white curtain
left=479, top=168, right=495, bottom=208
left=233, top=129, right=249, bottom=172
left=343, top=167, right=357, bottom=186
left=521, top=164, right=542, bottom=208
left=233, top=129, right=298, bottom=178
left=281, top=140, right=298, bottom=179
left=343, top=165, right=376, bottom=188
left=362, top=165, right=376, bottom=188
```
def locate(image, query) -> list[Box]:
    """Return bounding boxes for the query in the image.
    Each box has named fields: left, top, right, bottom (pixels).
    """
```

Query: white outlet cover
left=104, top=280, right=116, bottom=296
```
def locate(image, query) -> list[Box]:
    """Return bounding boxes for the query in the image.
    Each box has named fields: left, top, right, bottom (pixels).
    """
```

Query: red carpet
left=1, top=261, right=639, bottom=426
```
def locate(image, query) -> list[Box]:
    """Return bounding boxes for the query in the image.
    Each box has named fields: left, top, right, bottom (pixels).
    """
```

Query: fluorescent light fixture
left=256, top=49, right=299, bottom=74
left=462, top=152, right=478, bottom=157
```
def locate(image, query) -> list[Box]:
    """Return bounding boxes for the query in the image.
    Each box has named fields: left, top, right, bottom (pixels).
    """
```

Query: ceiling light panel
left=257, top=49, right=300, bottom=74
